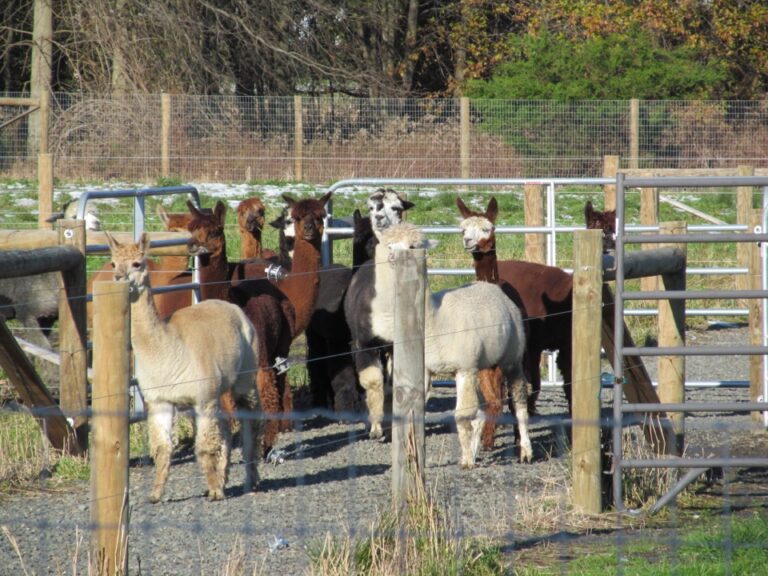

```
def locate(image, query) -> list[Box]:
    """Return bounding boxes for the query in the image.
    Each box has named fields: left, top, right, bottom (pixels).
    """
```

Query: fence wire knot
left=266, top=448, right=287, bottom=466
left=265, top=263, right=285, bottom=281
left=273, top=356, right=290, bottom=375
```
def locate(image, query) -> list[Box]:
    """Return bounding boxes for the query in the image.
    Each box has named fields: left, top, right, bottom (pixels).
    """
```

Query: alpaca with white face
left=367, top=188, right=415, bottom=238
left=367, top=223, right=532, bottom=467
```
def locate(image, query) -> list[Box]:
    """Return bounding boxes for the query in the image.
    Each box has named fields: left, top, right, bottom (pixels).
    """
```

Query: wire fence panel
left=2, top=96, right=768, bottom=182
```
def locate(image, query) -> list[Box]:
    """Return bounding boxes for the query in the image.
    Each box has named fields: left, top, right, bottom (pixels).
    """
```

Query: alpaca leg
left=256, top=368, right=281, bottom=457
left=508, top=371, right=533, bottom=463
left=556, top=344, right=573, bottom=414
left=478, top=367, right=503, bottom=450
left=239, top=388, right=263, bottom=493
left=454, top=371, right=484, bottom=469
left=523, top=347, right=543, bottom=416
left=358, top=364, right=386, bottom=440
left=147, top=402, right=175, bottom=504
left=195, top=403, right=229, bottom=501
left=277, top=371, right=293, bottom=432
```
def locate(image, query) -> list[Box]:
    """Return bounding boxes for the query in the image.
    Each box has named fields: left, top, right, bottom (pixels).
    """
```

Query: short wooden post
left=524, top=184, right=546, bottom=264
left=460, top=97, right=470, bottom=178
left=161, top=93, right=171, bottom=177
left=58, top=220, right=89, bottom=448
left=640, top=187, right=659, bottom=293
left=91, top=281, right=130, bottom=576
left=658, top=221, right=686, bottom=454
left=392, top=248, right=426, bottom=511
left=38, top=152, right=53, bottom=229
left=602, top=155, right=620, bottom=212
left=629, top=99, right=639, bottom=170
left=748, top=208, right=764, bottom=422
left=294, top=95, right=303, bottom=182
left=736, top=165, right=755, bottom=307
left=571, top=229, right=604, bottom=514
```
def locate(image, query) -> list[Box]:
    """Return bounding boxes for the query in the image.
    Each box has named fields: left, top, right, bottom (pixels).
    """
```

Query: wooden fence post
left=748, top=208, right=764, bottom=422
left=91, top=281, right=130, bottom=576
left=640, top=187, right=659, bottom=293
left=658, top=221, right=687, bottom=454
left=571, top=229, right=604, bottom=514
left=58, top=219, right=89, bottom=448
left=38, top=151, right=54, bottom=229
left=294, top=95, right=303, bottom=182
left=161, top=93, right=171, bottom=177
left=460, top=97, right=470, bottom=178
left=629, top=99, right=639, bottom=170
left=524, top=184, right=546, bottom=264
left=736, top=165, right=755, bottom=307
left=602, top=155, right=619, bottom=212
left=392, top=248, right=426, bottom=511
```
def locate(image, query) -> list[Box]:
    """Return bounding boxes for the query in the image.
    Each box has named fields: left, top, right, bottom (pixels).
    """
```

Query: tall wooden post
left=640, top=187, right=659, bottom=293
left=38, top=151, right=54, bottom=229
left=629, top=99, right=639, bottom=170
left=571, top=229, right=604, bottom=514
left=524, top=184, right=546, bottom=264
left=392, top=248, right=426, bottom=511
left=91, top=281, right=130, bottom=576
left=748, top=208, right=764, bottom=422
left=161, top=93, right=171, bottom=177
left=29, top=0, right=52, bottom=157
left=602, top=155, right=619, bottom=212
left=658, top=221, right=686, bottom=454
left=460, top=97, right=470, bottom=178
left=58, top=220, right=89, bottom=448
left=294, top=95, right=303, bottom=182
left=736, top=165, right=755, bottom=307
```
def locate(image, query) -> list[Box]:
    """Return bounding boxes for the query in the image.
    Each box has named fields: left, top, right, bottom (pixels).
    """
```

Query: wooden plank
left=0, top=230, right=190, bottom=255
left=0, top=319, right=82, bottom=455
left=571, top=230, right=603, bottom=514
left=391, top=248, right=426, bottom=510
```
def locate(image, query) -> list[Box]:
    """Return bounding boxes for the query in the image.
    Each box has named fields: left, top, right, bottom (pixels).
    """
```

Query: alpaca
left=236, top=196, right=277, bottom=260
left=371, top=223, right=532, bottom=467
left=268, top=208, right=294, bottom=267
left=1, top=202, right=102, bottom=353
left=307, top=189, right=414, bottom=413
left=584, top=200, right=616, bottom=254
left=187, top=191, right=329, bottom=455
left=457, top=196, right=574, bottom=417
left=105, top=232, right=262, bottom=502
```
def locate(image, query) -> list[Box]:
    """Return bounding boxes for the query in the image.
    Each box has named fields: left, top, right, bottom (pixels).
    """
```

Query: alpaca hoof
left=519, top=444, right=533, bottom=464
left=369, top=424, right=384, bottom=440
left=460, top=458, right=475, bottom=470
left=149, top=492, right=163, bottom=504
left=207, top=488, right=225, bottom=501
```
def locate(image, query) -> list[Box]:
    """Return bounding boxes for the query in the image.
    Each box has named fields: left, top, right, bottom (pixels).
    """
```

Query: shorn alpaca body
left=372, top=223, right=532, bottom=467
left=457, top=196, right=574, bottom=416
left=106, top=232, right=262, bottom=502
left=305, top=189, right=414, bottom=413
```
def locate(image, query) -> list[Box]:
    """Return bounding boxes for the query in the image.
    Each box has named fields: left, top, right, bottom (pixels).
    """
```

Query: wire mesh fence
left=2, top=95, right=768, bottom=182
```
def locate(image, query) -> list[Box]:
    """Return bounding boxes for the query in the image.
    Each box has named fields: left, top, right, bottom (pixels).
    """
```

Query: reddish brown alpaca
left=86, top=204, right=194, bottom=327
left=457, top=196, right=575, bottom=424
left=236, top=197, right=277, bottom=260
left=187, top=192, right=329, bottom=456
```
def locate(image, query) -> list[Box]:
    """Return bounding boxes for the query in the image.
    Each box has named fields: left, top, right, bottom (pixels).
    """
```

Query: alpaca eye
left=110, top=262, right=116, bottom=269
left=131, top=261, right=141, bottom=269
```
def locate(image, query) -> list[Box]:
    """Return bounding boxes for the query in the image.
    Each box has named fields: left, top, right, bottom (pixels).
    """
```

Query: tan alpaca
left=105, top=232, right=263, bottom=502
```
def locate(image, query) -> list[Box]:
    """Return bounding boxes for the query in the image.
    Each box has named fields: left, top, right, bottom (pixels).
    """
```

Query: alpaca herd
left=6, top=186, right=617, bottom=502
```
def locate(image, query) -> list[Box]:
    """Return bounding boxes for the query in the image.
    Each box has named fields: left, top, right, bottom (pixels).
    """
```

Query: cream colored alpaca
left=106, top=232, right=262, bottom=502
left=372, top=223, right=533, bottom=467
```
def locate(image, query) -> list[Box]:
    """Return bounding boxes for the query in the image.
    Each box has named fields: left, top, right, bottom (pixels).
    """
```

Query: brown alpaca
left=236, top=197, right=277, bottom=260
left=457, top=196, right=574, bottom=427
left=187, top=191, right=329, bottom=456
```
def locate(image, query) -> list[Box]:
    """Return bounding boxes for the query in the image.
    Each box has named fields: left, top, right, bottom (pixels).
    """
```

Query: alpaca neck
left=279, top=235, right=321, bottom=336
left=158, top=254, right=189, bottom=272
left=472, top=249, right=499, bottom=283
left=240, top=229, right=263, bottom=259
left=128, top=280, right=169, bottom=350
left=196, top=245, right=231, bottom=302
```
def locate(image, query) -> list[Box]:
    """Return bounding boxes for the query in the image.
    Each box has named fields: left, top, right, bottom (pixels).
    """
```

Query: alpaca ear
left=156, top=204, right=170, bottom=227
left=214, top=200, right=227, bottom=223
left=486, top=197, right=499, bottom=223
left=353, top=209, right=362, bottom=223
left=269, top=213, right=284, bottom=229
left=104, top=230, right=119, bottom=253
left=401, top=199, right=415, bottom=211
left=281, top=194, right=296, bottom=208
left=584, top=201, right=595, bottom=222
left=456, top=196, right=471, bottom=218
left=138, top=232, right=151, bottom=255
left=186, top=199, right=203, bottom=218
left=319, top=190, right=333, bottom=206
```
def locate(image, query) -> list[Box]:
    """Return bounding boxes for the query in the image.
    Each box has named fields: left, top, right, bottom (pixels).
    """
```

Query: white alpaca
left=372, top=223, right=533, bottom=467
left=105, top=232, right=262, bottom=502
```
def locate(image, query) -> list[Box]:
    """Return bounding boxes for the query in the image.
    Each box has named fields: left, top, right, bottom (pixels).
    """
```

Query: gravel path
left=1, top=325, right=764, bottom=576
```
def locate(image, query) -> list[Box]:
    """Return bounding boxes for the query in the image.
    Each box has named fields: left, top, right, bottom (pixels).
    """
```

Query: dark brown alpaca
left=187, top=192, right=329, bottom=456
left=236, top=196, right=277, bottom=260
left=584, top=200, right=616, bottom=253
left=457, top=197, right=574, bottom=428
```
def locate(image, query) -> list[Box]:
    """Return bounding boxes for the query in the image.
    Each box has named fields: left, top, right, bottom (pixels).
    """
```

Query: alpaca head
left=46, top=199, right=102, bottom=231
left=367, top=188, right=415, bottom=238
left=186, top=200, right=227, bottom=262
left=236, top=197, right=266, bottom=236
left=377, top=222, right=438, bottom=264
left=584, top=201, right=616, bottom=253
left=281, top=190, right=332, bottom=247
left=105, top=231, right=151, bottom=293
left=456, top=196, right=498, bottom=254
left=352, top=208, right=377, bottom=264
